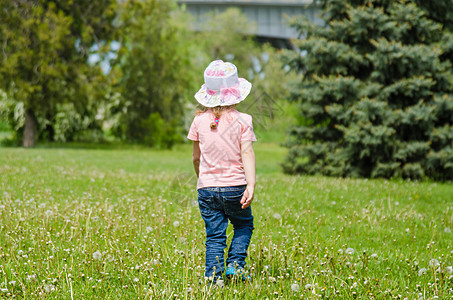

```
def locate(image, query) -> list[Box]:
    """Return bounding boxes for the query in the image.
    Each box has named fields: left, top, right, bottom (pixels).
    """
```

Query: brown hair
left=196, top=104, right=237, bottom=129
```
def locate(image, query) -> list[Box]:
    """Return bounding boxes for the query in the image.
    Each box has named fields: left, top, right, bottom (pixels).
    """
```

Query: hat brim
left=194, top=78, right=252, bottom=108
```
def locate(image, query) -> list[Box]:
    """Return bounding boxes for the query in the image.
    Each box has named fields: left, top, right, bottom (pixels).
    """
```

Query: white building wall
left=179, top=0, right=322, bottom=40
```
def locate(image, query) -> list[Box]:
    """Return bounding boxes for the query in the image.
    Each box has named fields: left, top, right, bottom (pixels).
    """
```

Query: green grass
left=0, top=143, right=452, bottom=299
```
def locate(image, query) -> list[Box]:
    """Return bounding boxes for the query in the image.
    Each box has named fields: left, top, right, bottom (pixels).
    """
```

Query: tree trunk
left=23, top=109, right=37, bottom=148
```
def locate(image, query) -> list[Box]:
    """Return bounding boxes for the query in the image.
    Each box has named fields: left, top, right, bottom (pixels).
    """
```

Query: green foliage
left=141, top=112, right=182, bottom=149
left=283, top=0, right=453, bottom=180
left=109, top=0, right=196, bottom=147
left=0, top=0, right=116, bottom=145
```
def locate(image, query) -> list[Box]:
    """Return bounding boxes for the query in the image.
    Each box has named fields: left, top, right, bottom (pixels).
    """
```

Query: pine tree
left=283, top=0, right=453, bottom=180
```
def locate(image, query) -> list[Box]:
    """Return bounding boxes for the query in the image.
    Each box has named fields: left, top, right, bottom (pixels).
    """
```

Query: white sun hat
left=194, top=60, right=252, bottom=107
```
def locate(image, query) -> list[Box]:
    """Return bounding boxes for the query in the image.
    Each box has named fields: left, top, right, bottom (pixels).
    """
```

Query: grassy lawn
left=0, top=143, right=452, bottom=299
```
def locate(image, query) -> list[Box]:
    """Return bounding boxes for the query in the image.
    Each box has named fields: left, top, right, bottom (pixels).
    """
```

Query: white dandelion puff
left=305, top=283, right=313, bottom=290
left=291, top=283, right=300, bottom=292
left=338, top=249, right=343, bottom=254
left=445, top=227, right=451, bottom=233
left=38, top=203, right=46, bottom=209
left=45, top=210, right=54, bottom=217
left=146, top=226, right=153, bottom=233
left=216, top=280, right=224, bottom=288
left=445, top=266, right=452, bottom=274
left=173, top=221, right=180, bottom=227
left=345, top=248, right=355, bottom=255
left=93, top=251, right=102, bottom=260
left=429, top=259, right=440, bottom=268
left=272, top=213, right=281, bottom=220
left=418, top=268, right=427, bottom=276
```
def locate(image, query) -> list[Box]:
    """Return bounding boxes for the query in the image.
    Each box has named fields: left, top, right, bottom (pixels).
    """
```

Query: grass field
left=1, top=143, right=452, bottom=299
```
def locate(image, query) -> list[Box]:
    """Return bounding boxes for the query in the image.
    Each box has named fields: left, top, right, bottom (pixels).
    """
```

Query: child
left=187, top=60, right=256, bottom=282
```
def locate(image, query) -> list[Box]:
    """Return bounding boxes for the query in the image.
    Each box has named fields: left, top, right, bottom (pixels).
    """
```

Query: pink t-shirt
left=187, top=109, right=257, bottom=189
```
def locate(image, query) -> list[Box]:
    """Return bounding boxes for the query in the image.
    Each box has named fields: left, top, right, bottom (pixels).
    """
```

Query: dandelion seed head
left=445, top=227, right=451, bottom=233
left=418, top=268, right=427, bottom=276
left=45, top=210, right=53, bottom=217
left=338, top=249, right=343, bottom=254
left=216, top=280, right=224, bottom=288
left=173, top=221, right=180, bottom=227
left=429, top=259, right=440, bottom=268
left=93, top=251, right=102, bottom=260
left=272, top=213, right=281, bottom=220
left=445, top=266, right=452, bottom=274
left=305, top=283, right=313, bottom=290
left=291, top=283, right=300, bottom=292
left=345, top=248, right=355, bottom=255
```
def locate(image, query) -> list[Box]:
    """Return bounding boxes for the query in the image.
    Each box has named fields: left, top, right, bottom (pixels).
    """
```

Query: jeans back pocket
left=222, top=192, right=245, bottom=215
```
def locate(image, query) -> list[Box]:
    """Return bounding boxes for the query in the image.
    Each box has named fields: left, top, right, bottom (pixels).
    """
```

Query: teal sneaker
left=225, top=265, right=251, bottom=281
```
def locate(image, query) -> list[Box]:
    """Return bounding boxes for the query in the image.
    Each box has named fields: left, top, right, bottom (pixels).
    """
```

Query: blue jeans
left=197, top=185, right=254, bottom=279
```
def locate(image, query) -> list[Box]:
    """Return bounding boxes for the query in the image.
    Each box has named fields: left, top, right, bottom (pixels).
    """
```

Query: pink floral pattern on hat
left=195, top=60, right=252, bottom=107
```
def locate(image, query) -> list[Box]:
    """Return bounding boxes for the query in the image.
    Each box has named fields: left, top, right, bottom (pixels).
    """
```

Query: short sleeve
left=187, top=117, right=199, bottom=141
left=240, top=114, right=257, bottom=142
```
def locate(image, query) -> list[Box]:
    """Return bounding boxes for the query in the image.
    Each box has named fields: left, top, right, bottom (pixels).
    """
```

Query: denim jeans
left=197, top=185, right=254, bottom=279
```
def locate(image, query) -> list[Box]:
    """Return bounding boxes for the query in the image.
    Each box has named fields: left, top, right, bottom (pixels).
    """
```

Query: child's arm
left=192, top=141, right=201, bottom=178
left=240, top=140, right=255, bottom=209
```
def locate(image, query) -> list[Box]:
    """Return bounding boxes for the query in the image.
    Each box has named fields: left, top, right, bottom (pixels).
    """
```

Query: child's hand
left=240, top=185, right=254, bottom=209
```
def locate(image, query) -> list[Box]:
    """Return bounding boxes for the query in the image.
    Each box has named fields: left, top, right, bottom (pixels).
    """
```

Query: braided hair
left=196, top=104, right=237, bottom=130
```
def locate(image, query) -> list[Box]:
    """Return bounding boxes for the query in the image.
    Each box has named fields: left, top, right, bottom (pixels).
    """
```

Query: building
left=178, top=0, right=321, bottom=48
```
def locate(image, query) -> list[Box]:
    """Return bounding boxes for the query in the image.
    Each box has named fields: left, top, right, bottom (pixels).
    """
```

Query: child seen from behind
left=187, top=60, right=256, bottom=283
